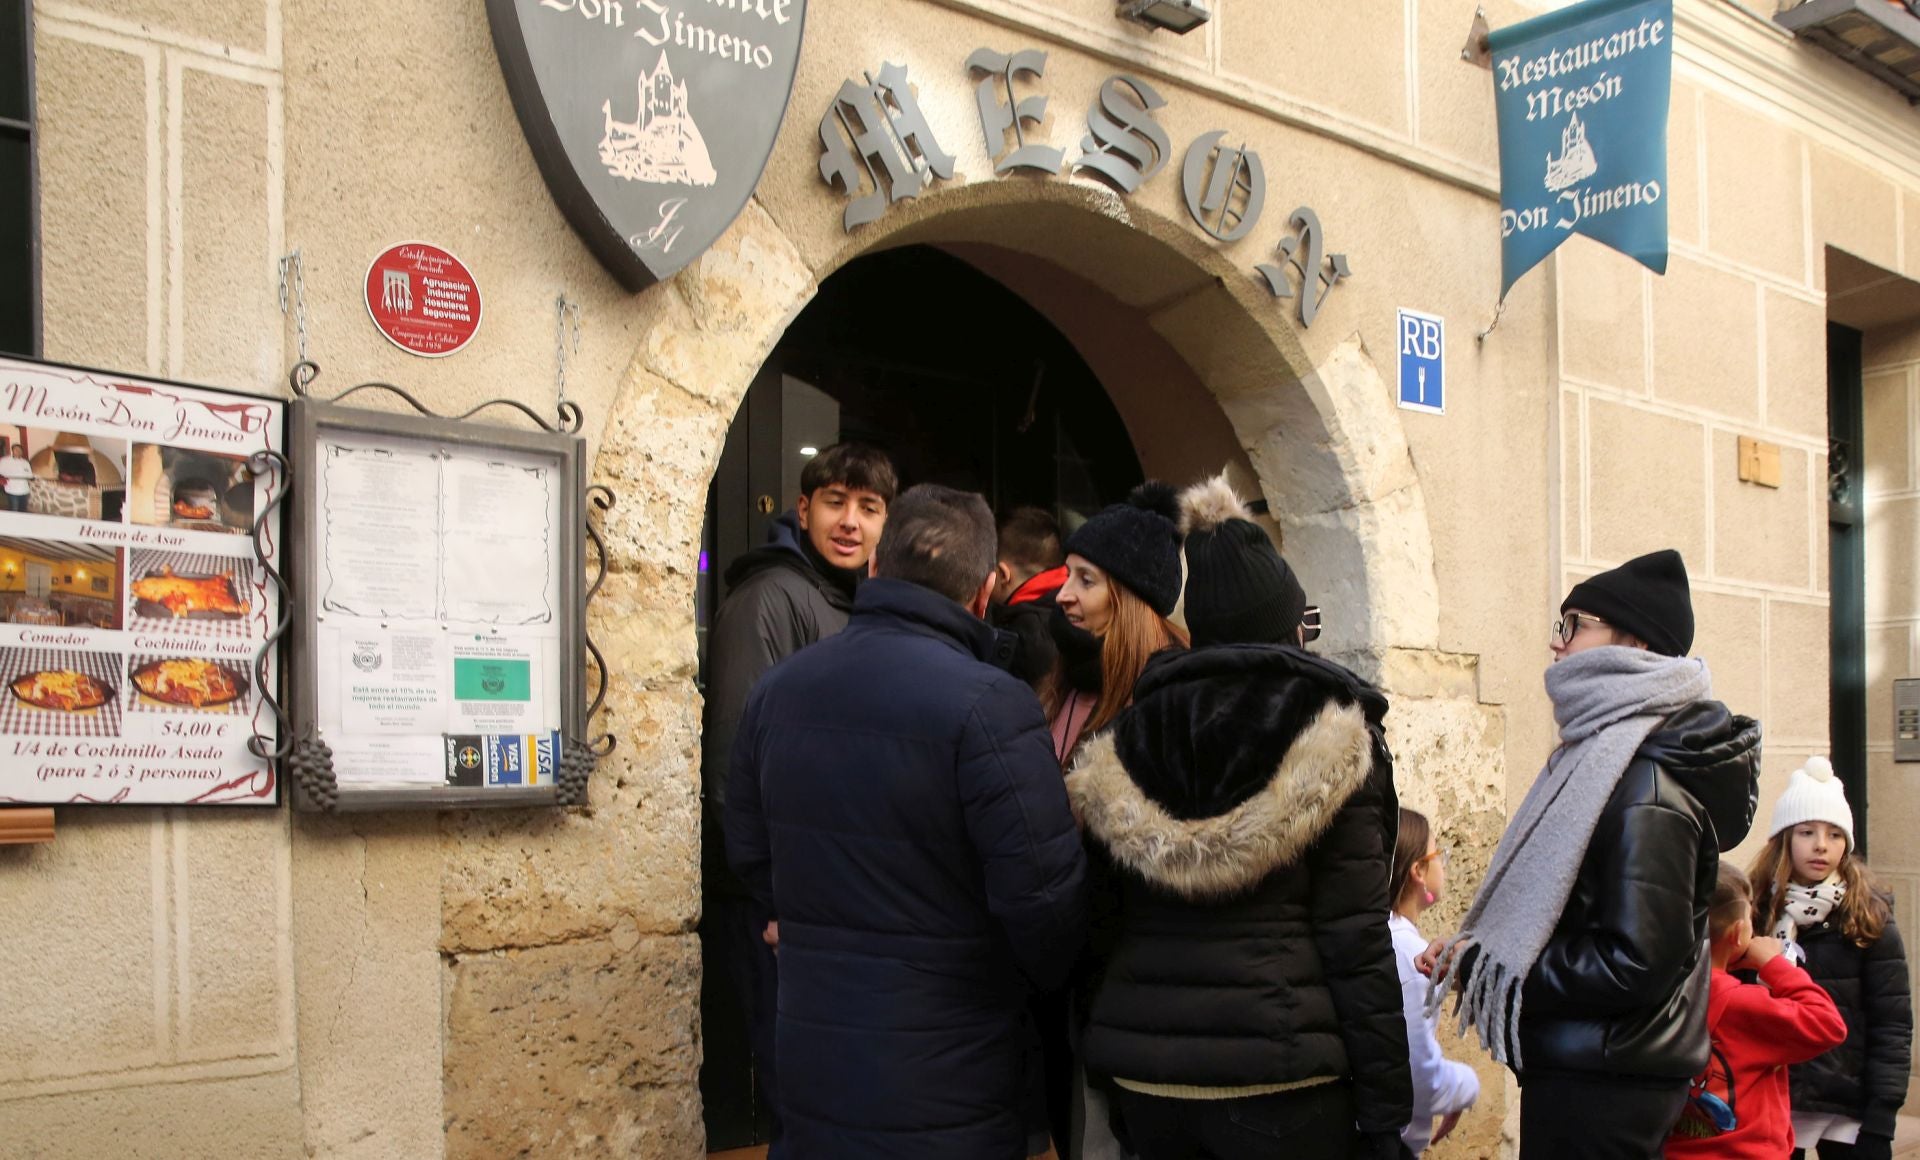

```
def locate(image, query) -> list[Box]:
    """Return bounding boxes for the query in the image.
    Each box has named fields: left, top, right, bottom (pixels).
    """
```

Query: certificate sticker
left=454, top=657, right=531, bottom=702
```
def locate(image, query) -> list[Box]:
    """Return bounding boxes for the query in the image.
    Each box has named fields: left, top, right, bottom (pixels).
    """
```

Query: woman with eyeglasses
left=1420, top=550, right=1761, bottom=1158
left=1390, top=809, right=1479, bottom=1154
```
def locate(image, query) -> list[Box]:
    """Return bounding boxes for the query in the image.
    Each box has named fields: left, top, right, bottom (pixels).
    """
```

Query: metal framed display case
left=284, top=364, right=610, bottom=811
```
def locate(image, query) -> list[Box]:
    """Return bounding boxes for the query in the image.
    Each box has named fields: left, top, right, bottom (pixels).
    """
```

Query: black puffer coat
left=1066, top=645, right=1412, bottom=1138
left=1789, top=908, right=1912, bottom=1138
left=1517, top=702, right=1760, bottom=1079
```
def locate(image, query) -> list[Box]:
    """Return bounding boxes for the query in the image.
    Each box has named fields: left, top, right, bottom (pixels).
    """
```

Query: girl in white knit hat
left=1748, top=756, right=1913, bottom=1160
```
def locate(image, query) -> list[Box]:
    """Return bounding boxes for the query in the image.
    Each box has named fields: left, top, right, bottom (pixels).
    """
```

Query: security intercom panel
left=1897, top=678, right=1920, bottom=763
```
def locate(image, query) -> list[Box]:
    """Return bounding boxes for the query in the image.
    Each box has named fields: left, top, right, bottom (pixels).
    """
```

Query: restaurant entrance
left=695, top=243, right=1144, bottom=1150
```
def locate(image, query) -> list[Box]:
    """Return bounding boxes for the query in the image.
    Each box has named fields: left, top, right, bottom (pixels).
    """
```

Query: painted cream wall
left=6, top=0, right=1920, bottom=1156
left=1860, top=322, right=1920, bottom=1095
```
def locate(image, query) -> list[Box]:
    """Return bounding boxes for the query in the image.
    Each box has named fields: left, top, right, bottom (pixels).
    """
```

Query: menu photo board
left=288, top=398, right=586, bottom=810
left=0, top=356, right=285, bottom=806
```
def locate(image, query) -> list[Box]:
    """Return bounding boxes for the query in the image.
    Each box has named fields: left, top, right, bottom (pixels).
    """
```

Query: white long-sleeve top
left=1390, top=912, right=1481, bottom=1154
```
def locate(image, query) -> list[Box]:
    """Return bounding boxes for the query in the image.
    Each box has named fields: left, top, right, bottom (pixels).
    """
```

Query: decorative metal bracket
left=1460, top=7, right=1492, bottom=69
left=288, top=359, right=585, bottom=436
left=289, top=727, right=337, bottom=812
left=245, top=449, right=294, bottom=771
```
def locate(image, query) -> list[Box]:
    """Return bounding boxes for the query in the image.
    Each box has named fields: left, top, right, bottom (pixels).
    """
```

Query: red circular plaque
left=364, top=242, right=482, bottom=358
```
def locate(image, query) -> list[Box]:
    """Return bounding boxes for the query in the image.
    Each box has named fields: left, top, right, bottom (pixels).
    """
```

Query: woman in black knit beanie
left=1040, top=481, right=1189, bottom=771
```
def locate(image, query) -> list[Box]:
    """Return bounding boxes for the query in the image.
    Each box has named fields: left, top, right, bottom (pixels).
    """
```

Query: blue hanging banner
left=1490, top=0, right=1672, bottom=299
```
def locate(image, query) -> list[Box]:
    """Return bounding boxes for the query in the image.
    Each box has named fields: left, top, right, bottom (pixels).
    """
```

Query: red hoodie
left=1666, top=956, right=1849, bottom=1159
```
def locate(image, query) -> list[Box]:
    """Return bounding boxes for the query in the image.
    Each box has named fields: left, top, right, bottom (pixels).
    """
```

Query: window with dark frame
left=1, top=0, right=39, bottom=358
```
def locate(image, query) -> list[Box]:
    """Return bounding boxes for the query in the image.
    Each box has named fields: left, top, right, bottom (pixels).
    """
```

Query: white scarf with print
left=1773, top=876, right=1844, bottom=965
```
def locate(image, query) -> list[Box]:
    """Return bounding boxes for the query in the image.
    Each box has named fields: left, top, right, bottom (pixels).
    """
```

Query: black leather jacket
left=1517, top=702, right=1760, bottom=1080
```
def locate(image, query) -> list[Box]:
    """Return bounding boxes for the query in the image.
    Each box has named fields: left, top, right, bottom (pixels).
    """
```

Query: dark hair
left=997, top=506, right=1064, bottom=577
left=1709, top=861, right=1754, bottom=944
left=874, top=484, right=997, bottom=604
left=800, top=442, right=898, bottom=503
left=1391, top=807, right=1432, bottom=908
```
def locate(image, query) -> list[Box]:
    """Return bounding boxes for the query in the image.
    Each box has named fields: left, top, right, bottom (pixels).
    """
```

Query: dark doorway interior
left=1828, top=321, right=1868, bottom=855
left=696, top=245, right=1144, bottom=1151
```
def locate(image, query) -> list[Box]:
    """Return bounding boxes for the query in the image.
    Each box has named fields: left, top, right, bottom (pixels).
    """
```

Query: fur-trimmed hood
left=1067, top=645, right=1386, bottom=900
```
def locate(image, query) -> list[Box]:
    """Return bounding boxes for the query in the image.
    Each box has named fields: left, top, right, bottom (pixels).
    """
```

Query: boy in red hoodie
left=1667, top=862, right=1849, bottom=1158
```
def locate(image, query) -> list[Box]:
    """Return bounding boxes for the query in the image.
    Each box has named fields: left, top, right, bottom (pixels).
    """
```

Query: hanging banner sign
left=1491, top=0, right=1672, bottom=298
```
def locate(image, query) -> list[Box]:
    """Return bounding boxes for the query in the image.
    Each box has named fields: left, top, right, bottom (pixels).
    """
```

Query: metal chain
left=555, top=294, right=583, bottom=403
left=277, top=250, right=310, bottom=363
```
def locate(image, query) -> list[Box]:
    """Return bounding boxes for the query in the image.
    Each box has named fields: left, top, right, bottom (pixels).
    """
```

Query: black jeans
left=1111, top=1081, right=1356, bottom=1160
left=1518, top=1071, right=1689, bottom=1158
left=1023, top=987, right=1074, bottom=1157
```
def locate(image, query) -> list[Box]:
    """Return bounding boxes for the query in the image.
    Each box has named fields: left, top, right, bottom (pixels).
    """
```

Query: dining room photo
left=0, top=537, right=123, bottom=630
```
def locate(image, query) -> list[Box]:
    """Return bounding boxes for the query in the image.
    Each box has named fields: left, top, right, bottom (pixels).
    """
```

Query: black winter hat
left=1178, top=474, right=1308, bottom=648
left=1561, top=549, right=1694, bottom=657
left=1063, top=481, right=1183, bottom=617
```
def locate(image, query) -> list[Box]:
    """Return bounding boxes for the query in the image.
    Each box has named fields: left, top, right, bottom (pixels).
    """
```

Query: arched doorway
left=587, top=182, right=1444, bottom=1156
left=695, top=243, right=1154, bottom=1149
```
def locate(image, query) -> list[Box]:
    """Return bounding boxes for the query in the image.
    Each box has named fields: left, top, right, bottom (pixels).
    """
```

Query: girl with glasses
left=1422, top=550, right=1762, bottom=1158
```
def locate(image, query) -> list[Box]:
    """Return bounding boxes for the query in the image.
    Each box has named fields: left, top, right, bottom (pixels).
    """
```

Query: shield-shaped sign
left=487, top=0, right=807, bottom=291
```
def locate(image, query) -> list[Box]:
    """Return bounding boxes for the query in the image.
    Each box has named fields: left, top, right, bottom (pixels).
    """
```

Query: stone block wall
left=3, top=3, right=303, bottom=1153
left=1556, top=77, right=1852, bottom=860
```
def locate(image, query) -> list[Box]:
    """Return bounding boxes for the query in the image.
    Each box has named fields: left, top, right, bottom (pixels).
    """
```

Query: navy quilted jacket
left=725, top=578, right=1088, bottom=1160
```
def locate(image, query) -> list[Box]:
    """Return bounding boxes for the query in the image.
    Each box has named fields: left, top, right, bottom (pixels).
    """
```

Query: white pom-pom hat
left=1767, top=755, right=1855, bottom=849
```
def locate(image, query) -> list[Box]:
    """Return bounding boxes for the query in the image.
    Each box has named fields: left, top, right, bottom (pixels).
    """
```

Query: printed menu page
left=312, top=429, right=564, bottom=787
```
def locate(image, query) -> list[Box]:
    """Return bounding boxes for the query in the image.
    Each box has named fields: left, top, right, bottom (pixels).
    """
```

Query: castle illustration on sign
left=599, top=53, right=718, bottom=187
left=1544, top=112, right=1598, bottom=192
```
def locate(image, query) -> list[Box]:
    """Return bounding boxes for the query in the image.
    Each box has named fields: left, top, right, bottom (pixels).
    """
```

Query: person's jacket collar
left=723, top=511, right=860, bottom=611
left=854, top=578, right=1014, bottom=669
left=1069, top=644, right=1387, bottom=900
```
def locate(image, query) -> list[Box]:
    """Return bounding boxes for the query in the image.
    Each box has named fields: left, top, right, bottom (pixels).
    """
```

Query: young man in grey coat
left=701, top=441, right=895, bottom=1157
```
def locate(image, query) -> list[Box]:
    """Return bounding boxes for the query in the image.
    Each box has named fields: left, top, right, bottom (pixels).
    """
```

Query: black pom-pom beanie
left=1178, top=474, right=1308, bottom=647
left=1063, top=481, right=1183, bottom=616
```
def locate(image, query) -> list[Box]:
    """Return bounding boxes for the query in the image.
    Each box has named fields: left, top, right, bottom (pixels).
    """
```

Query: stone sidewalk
left=1898, top=1113, right=1920, bottom=1156
left=715, top=1117, right=1920, bottom=1158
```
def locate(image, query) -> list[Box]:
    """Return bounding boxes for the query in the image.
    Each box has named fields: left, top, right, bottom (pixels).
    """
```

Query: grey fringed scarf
left=1426, top=646, right=1713, bottom=1068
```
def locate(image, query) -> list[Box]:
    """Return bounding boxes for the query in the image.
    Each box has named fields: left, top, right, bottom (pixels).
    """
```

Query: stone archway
left=596, top=179, right=1441, bottom=663
left=570, top=181, right=1481, bottom=1154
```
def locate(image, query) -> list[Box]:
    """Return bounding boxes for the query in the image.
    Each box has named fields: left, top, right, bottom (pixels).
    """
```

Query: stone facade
left=4, top=1, right=1920, bottom=1158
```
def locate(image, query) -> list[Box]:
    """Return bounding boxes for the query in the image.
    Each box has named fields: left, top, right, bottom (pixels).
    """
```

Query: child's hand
left=1737, top=935, right=1785, bottom=968
left=1415, top=937, right=1455, bottom=977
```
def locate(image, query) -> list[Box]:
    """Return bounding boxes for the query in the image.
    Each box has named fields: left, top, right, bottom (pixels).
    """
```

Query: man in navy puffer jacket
left=726, top=483, right=1089, bottom=1160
